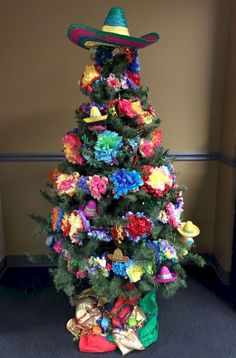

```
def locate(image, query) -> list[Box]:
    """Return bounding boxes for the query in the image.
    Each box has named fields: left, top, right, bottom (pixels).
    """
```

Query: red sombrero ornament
left=67, top=7, right=160, bottom=49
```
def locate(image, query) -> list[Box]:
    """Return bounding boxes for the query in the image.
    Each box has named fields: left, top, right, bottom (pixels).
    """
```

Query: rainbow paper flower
left=110, top=169, right=143, bottom=199
left=56, top=172, right=80, bottom=197
left=87, top=175, right=108, bottom=200
left=62, top=129, right=84, bottom=165
left=88, top=256, right=109, bottom=277
left=68, top=210, right=90, bottom=244
left=51, top=207, right=64, bottom=233
left=141, top=165, right=174, bottom=197
left=166, top=200, right=184, bottom=228
left=158, top=210, right=169, bottom=224
left=125, top=212, right=153, bottom=242
left=94, top=130, right=122, bottom=164
left=61, top=213, right=71, bottom=237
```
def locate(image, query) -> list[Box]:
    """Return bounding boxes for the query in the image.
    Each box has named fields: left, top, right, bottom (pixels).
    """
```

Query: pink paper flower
left=88, top=175, right=108, bottom=200
left=53, top=242, right=63, bottom=254
left=139, top=138, right=155, bottom=158
left=118, top=99, right=139, bottom=118
left=107, top=74, right=121, bottom=91
left=56, top=172, right=80, bottom=197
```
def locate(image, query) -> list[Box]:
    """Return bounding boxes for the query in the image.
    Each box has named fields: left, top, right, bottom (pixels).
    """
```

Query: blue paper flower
left=87, top=228, right=112, bottom=242
left=112, top=262, right=128, bottom=277
left=110, top=169, right=143, bottom=199
left=146, top=239, right=178, bottom=263
left=77, top=175, right=90, bottom=194
left=94, top=130, right=122, bottom=164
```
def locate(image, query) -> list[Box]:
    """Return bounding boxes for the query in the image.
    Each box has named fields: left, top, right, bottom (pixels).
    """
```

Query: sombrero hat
left=67, top=7, right=160, bottom=49
left=177, top=221, right=200, bottom=238
left=84, top=106, right=108, bottom=123
left=107, top=248, right=129, bottom=262
left=155, top=266, right=177, bottom=284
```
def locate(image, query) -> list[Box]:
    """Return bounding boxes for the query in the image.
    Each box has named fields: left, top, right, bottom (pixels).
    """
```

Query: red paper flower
left=126, top=212, right=153, bottom=242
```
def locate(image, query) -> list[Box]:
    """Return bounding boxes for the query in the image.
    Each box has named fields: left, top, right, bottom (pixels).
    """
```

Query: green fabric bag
left=137, top=291, right=159, bottom=347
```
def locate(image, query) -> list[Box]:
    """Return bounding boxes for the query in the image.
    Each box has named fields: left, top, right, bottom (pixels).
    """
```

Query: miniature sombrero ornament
left=107, top=248, right=129, bottom=262
left=177, top=221, right=200, bottom=238
left=68, top=7, right=160, bottom=49
left=155, top=266, right=177, bottom=284
left=84, top=106, right=108, bottom=123
left=82, top=199, right=99, bottom=218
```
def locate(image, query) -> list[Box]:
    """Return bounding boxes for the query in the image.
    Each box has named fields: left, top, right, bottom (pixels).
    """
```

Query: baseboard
left=0, top=256, right=7, bottom=279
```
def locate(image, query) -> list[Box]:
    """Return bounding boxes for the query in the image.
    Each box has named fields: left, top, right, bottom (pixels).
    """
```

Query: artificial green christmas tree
left=33, top=7, right=204, bottom=354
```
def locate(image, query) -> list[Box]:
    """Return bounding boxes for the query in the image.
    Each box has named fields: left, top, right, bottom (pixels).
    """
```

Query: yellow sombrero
left=83, top=106, right=108, bottom=123
left=177, top=221, right=200, bottom=238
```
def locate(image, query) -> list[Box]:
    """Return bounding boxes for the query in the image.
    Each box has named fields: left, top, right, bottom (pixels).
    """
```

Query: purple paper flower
left=87, top=228, right=112, bottom=242
left=77, top=175, right=90, bottom=194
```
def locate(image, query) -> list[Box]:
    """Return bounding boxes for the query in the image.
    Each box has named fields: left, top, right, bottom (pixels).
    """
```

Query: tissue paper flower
left=56, top=172, right=80, bottom=197
left=158, top=210, right=169, bottom=224
left=77, top=175, right=90, bottom=194
left=61, top=213, right=71, bottom=237
left=87, top=175, right=108, bottom=200
left=80, top=65, right=101, bottom=93
left=146, top=239, right=178, bottom=263
left=87, top=228, right=112, bottom=242
left=126, top=263, right=144, bottom=282
left=68, top=210, right=90, bottom=243
left=51, top=207, right=63, bottom=233
left=62, top=129, right=84, bottom=165
left=139, top=138, right=155, bottom=158
left=110, top=169, right=143, bottom=199
left=118, top=99, right=140, bottom=118
left=88, top=256, right=109, bottom=277
left=166, top=202, right=183, bottom=228
left=112, top=262, right=128, bottom=277
left=94, top=130, right=122, bottom=164
left=107, top=74, right=121, bottom=91
left=141, top=165, right=174, bottom=197
left=151, top=129, right=162, bottom=147
left=126, top=212, right=153, bottom=242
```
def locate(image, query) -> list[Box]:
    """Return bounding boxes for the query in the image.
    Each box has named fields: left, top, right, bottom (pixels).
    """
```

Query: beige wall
left=0, top=1, right=235, bottom=271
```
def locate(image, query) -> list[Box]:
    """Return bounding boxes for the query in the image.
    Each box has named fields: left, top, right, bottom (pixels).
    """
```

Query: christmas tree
left=33, top=7, right=204, bottom=354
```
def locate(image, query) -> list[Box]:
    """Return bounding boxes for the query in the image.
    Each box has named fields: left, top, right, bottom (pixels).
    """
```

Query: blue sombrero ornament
left=67, top=7, right=160, bottom=49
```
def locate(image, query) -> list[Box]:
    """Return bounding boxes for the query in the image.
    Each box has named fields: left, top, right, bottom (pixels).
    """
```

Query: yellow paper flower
left=147, top=168, right=170, bottom=189
left=81, top=65, right=100, bottom=86
left=127, top=264, right=144, bottom=283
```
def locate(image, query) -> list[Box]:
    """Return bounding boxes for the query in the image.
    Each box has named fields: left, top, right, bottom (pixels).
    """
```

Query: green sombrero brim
left=67, top=23, right=160, bottom=49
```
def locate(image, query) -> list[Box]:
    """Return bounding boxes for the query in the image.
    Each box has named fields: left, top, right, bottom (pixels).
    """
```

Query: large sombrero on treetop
left=67, top=7, right=160, bottom=49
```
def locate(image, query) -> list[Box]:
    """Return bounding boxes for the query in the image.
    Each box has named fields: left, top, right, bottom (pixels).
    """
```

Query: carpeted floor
left=0, top=266, right=236, bottom=358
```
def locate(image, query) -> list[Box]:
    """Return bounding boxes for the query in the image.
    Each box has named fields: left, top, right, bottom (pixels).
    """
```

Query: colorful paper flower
left=78, top=102, right=106, bottom=116
left=137, top=111, right=154, bottom=126
left=68, top=210, right=90, bottom=243
left=110, top=169, right=143, bottom=199
left=112, top=262, right=128, bottom=277
left=88, top=256, right=109, bottom=277
left=166, top=202, right=183, bottom=228
left=80, top=65, right=101, bottom=93
left=51, top=207, right=63, bottom=233
left=146, top=239, right=178, bottom=263
left=118, top=99, right=139, bottom=118
left=62, top=129, right=84, bottom=165
left=77, top=175, right=90, bottom=194
left=87, top=228, right=112, bottom=242
left=151, top=129, right=162, bottom=147
left=107, top=74, right=121, bottom=91
left=53, top=241, right=63, bottom=254
left=111, top=225, right=126, bottom=243
left=94, top=130, right=122, bottom=164
left=141, top=165, right=174, bottom=197
left=87, top=175, right=108, bottom=200
left=126, top=263, right=144, bottom=283
left=61, top=213, right=71, bottom=237
left=126, top=71, right=141, bottom=88
left=139, top=138, right=155, bottom=158
left=45, top=236, right=54, bottom=248
left=158, top=210, right=169, bottom=224
left=126, top=212, right=153, bottom=242
left=56, top=172, right=80, bottom=197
